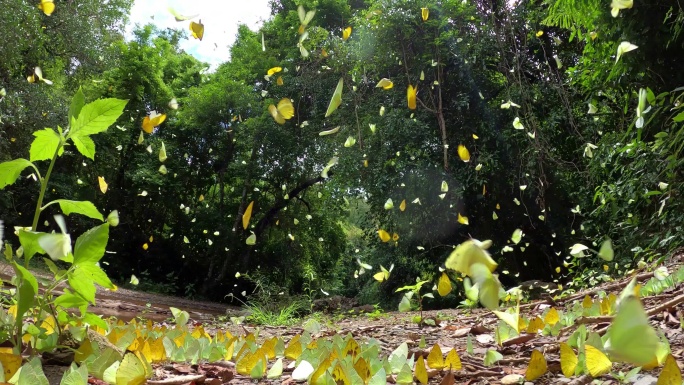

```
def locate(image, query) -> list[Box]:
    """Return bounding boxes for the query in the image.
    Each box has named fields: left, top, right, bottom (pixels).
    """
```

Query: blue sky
left=126, top=0, right=272, bottom=69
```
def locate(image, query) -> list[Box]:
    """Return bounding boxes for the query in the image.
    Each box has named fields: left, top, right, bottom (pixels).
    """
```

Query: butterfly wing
left=559, top=343, right=578, bottom=378
left=115, top=353, right=147, bottom=385
left=268, top=104, right=285, bottom=124
left=277, top=98, right=294, bottom=120
left=585, top=345, right=612, bottom=377
left=407, top=85, right=417, bottom=109
left=524, top=350, right=547, bottom=381
left=190, top=21, right=204, bottom=41
left=325, top=78, right=344, bottom=117
left=606, top=296, right=659, bottom=365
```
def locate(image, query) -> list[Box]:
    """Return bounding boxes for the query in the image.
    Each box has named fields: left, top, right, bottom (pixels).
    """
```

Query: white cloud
left=126, top=0, right=272, bottom=69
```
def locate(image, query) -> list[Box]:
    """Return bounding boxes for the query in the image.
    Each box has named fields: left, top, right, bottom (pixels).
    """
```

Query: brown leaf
left=440, top=370, right=455, bottom=385
left=172, top=364, right=194, bottom=374
left=502, top=334, right=537, bottom=346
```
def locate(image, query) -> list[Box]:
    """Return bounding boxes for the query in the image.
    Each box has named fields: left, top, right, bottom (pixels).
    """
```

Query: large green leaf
left=69, top=88, right=86, bottom=122
left=69, top=98, right=127, bottom=138
left=68, top=266, right=96, bottom=304
left=68, top=262, right=115, bottom=302
left=0, top=159, right=34, bottom=189
left=29, top=128, right=62, bottom=162
left=82, top=312, right=108, bottom=331
left=54, top=290, right=89, bottom=310
left=54, top=200, right=104, bottom=221
left=80, top=262, right=115, bottom=290
left=18, top=230, right=46, bottom=263
left=70, top=134, right=96, bottom=160
left=12, top=263, right=37, bottom=328
left=73, top=224, right=109, bottom=264
left=673, top=111, right=684, bottom=122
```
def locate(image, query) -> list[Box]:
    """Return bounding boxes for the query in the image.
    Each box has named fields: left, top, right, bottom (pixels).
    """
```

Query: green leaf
left=43, top=258, right=61, bottom=276
left=82, top=312, right=108, bottom=331
left=69, top=98, right=127, bottom=138
left=70, top=134, right=96, bottom=160
left=54, top=200, right=104, bottom=221
left=80, top=262, right=115, bottom=290
left=12, top=264, right=37, bottom=330
left=68, top=265, right=96, bottom=304
left=18, top=230, right=47, bottom=262
left=69, top=88, right=86, bottom=122
left=8, top=357, right=48, bottom=385
left=30, top=128, right=62, bottom=162
left=54, top=290, right=89, bottom=310
left=0, top=159, right=34, bottom=189
left=73, top=224, right=109, bottom=265
left=673, top=111, right=684, bottom=122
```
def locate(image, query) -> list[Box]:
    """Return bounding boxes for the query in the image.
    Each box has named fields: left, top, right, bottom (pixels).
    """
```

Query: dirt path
left=0, top=261, right=241, bottom=322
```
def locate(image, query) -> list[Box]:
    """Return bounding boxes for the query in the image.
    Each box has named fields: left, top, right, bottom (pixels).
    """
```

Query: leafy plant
left=0, top=88, right=126, bottom=353
left=395, top=278, right=431, bottom=322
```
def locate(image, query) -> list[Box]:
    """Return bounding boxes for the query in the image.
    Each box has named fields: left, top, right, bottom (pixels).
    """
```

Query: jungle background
left=1, top=0, right=682, bottom=313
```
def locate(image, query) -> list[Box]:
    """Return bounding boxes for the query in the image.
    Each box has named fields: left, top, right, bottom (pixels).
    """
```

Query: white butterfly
left=0, top=220, right=4, bottom=252
left=38, top=215, right=72, bottom=261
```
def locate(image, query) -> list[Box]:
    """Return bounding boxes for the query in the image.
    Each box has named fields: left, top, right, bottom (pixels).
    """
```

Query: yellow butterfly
left=377, top=229, right=391, bottom=242
left=267, top=67, right=282, bottom=76
left=457, top=213, right=469, bottom=225
left=168, top=7, right=198, bottom=22
left=342, top=26, right=352, bottom=41
left=559, top=342, right=578, bottom=378
left=242, top=201, right=254, bottom=230
left=437, top=272, right=452, bottom=296
left=268, top=98, right=295, bottom=124
left=297, top=5, right=316, bottom=34
left=0, top=352, right=22, bottom=380
left=585, top=345, right=612, bottom=377
left=27, top=66, right=53, bottom=85
left=38, top=0, right=55, bottom=16
left=445, top=239, right=496, bottom=276
left=524, top=350, right=547, bottom=381
left=373, top=264, right=393, bottom=282
left=375, top=78, right=394, bottom=90
left=611, top=0, right=633, bottom=17
left=457, top=144, right=470, bottom=162
left=426, top=344, right=461, bottom=370
left=189, top=20, right=204, bottom=41
left=407, top=85, right=417, bottom=109
left=657, top=354, right=682, bottom=385
left=325, top=78, right=344, bottom=117
left=421, top=7, right=429, bottom=21
left=142, top=111, right=166, bottom=133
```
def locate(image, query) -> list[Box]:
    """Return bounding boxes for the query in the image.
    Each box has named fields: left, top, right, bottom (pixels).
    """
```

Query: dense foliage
left=1, top=0, right=682, bottom=309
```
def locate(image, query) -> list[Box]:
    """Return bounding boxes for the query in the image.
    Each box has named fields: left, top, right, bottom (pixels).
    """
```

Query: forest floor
left=1, top=255, right=683, bottom=385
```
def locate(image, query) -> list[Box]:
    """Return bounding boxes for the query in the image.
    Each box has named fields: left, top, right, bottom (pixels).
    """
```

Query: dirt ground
left=1, top=256, right=683, bottom=385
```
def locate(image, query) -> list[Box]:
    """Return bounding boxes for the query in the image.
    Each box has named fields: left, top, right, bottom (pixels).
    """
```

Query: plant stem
left=31, top=142, right=63, bottom=232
